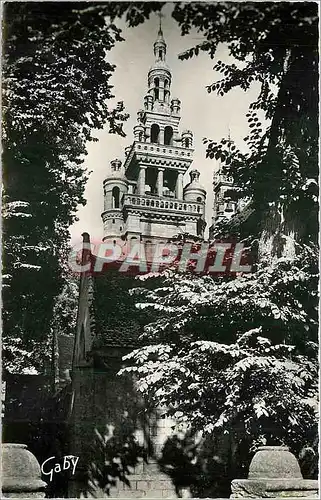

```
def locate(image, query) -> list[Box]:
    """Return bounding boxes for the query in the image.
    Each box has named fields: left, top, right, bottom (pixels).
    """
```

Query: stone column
left=159, top=80, right=165, bottom=102
left=157, top=168, right=164, bottom=196
left=176, top=172, right=184, bottom=199
left=173, top=130, right=179, bottom=144
left=145, top=125, right=151, bottom=143
left=159, top=128, right=165, bottom=145
left=138, top=166, right=146, bottom=195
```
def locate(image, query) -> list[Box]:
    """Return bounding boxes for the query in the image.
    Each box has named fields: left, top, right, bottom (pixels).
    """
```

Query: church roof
left=104, top=170, right=127, bottom=181
left=148, top=59, right=171, bottom=73
left=104, top=159, right=127, bottom=182
left=84, top=264, right=157, bottom=350
left=91, top=272, right=142, bottom=348
left=184, top=180, right=206, bottom=193
left=184, top=170, right=206, bottom=193
left=155, top=27, right=166, bottom=44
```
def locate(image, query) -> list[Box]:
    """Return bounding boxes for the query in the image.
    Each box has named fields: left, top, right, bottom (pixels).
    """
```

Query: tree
left=119, top=1, right=319, bottom=483
left=173, top=2, right=318, bottom=252
left=127, top=1, right=318, bottom=250
left=2, top=1, right=171, bottom=373
left=2, top=2, right=133, bottom=373
left=121, top=242, right=318, bottom=467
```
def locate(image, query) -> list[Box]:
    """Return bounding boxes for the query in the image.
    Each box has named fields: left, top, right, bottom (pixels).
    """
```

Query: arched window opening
left=112, top=218, right=115, bottom=224
left=138, top=131, right=143, bottom=142
left=154, top=77, right=160, bottom=101
left=164, top=126, right=173, bottom=146
left=145, top=240, right=152, bottom=259
left=130, top=236, right=138, bottom=250
left=112, top=186, right=120, bottom=208
left=159, top=50, right=163, bottom=60
left=185, top=138, right=190, bottom=148
left=151, top=124, right=160, bottom=144
left=197, top=196, right=202, bottom=203
left=164, top=79, right=169, bottom=89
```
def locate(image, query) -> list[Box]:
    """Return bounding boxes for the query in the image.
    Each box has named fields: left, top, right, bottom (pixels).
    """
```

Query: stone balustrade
left=134, top=141, right=193, bottom=158
left=101, top=210, right=123, bottom=220
left=123, top=194, right=203, bottom=214
left=213, top=173, right=233, bottom=185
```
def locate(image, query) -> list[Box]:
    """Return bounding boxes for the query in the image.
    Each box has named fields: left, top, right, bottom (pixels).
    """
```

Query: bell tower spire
left=102, top=17, right=207, bottom=243
left=158, top=11, right=163, bottom=32
left=154, top=12, right=166, bottom=62
left=147, top=14, right=172, bottom=108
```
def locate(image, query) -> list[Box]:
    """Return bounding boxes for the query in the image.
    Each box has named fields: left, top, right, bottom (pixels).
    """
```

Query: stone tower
left=101, top=24, right=206, bottom=245
left=209, top=168, right=236, bottom=238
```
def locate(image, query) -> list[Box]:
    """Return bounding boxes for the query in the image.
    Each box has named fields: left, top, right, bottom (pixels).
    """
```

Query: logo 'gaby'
left=41, top=455, right=79, bottom=482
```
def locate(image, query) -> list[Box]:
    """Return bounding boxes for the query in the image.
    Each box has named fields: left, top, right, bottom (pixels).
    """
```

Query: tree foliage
left=2, top=2, right=136, bottom=372
left=51, top=272, right=79, bottom=339
left=121, top=244, right=318, bottom=447
left=2, top=1, right=174, bottom=373
left=126, top=1, right=318, bottom=246
left=119, top=1, right=319, bottom=478
left=173, top=2, right=318, bottom=246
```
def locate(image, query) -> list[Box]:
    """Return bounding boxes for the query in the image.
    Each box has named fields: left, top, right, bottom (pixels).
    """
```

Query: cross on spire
left=227, top=126, right=232, bottom=154
left=157, top=11, right=164, bottom=34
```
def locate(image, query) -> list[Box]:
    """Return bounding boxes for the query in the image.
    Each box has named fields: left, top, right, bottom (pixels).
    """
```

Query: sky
left=70, top=4, right=259, bottom=244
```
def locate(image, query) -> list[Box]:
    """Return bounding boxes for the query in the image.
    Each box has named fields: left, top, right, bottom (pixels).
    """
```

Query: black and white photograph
left=1, top=1, right=319, bottom=498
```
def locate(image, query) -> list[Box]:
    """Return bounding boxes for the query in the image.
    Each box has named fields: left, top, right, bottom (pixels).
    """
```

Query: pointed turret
left=154, top=22, right=166, bottom=61
left=148, top=17, right=171, bottom=107
left=184, top=169, right=206, bottom=204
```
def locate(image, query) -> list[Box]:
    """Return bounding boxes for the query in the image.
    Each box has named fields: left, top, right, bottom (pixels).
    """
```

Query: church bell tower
left=102, top=22, right=206, bottom=245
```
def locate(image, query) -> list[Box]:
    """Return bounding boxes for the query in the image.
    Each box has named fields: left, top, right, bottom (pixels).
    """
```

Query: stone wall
left=68, top=352, right=178, bottom=498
